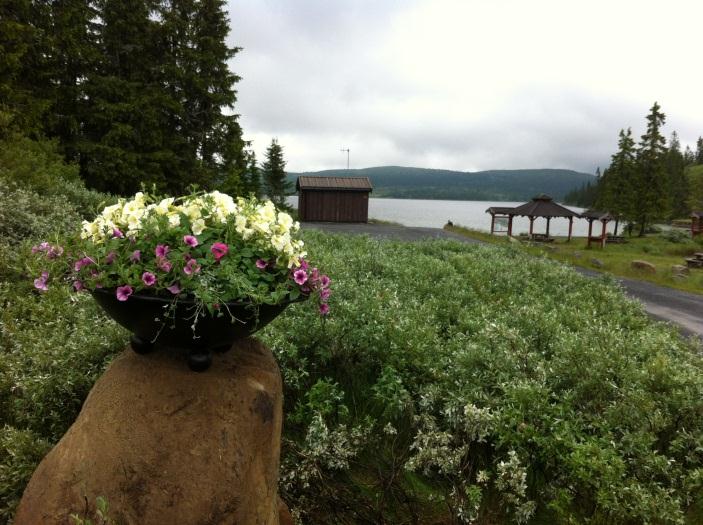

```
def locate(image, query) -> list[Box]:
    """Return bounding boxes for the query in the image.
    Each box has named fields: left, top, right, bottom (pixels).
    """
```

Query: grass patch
left=446, top=224, right=703, bottom=295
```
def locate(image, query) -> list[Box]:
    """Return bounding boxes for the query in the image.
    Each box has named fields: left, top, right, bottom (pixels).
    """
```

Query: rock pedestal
left=15, top=338, right=285, bottom=525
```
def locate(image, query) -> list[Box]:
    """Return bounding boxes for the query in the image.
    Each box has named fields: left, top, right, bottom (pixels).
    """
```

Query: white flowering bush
left=28, top=191, right=330, bottom=315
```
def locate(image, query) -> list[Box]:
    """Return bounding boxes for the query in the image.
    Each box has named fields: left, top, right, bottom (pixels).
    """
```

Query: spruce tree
left=242, top=149, right=261, bottom=197
left=633, top=102, right=669, bottom=236
left=684, top=145, right=695, bottom=166
left=262, top=139, right=291, bottom=208
left=696, top=137, right=703, bottom=165
left=597, top=128, right=636, bottom=221
left=665, top=131, right=688, bottom=218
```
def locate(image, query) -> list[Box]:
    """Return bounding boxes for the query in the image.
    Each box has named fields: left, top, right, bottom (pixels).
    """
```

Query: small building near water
left=296, top=176, right=373, bottom=222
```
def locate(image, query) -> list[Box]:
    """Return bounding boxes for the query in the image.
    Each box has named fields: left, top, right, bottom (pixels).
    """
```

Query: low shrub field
left=1, top=142, right=703, bottom=522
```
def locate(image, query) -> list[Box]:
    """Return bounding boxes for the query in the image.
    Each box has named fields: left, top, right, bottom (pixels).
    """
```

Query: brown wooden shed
left=296, top=176, right=373, bottom=222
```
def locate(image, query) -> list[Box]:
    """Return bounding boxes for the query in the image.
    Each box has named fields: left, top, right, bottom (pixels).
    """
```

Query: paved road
left=302, top=222, right=703, bottom=340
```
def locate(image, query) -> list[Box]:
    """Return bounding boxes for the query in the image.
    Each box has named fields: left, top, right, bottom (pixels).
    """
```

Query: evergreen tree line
left=0, top=0, right=287, bottom=200
left=565, top=102, right=703, bottom=235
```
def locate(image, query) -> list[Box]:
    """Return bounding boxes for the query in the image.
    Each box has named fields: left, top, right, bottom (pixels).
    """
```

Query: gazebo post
left=508, top=215, right=513, bottom=237
left=529, top=216, right=534, bottom=238
left=490, top=213, right=495, bottom=235
left=587, top=219, right=593, bottom=248
left=546, top=217, right=551, bottom=238
left=614, top=218, right=619, bottom=236
left=600, top=219, right=607, bottom=248
left=567, top=217, right=573, bottom=242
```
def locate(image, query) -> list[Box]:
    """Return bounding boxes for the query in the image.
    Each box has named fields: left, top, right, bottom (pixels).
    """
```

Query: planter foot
left=188, top=348, right=212, bottom=372
left=131, top=335, right=154, bottom=355
left=213, top=343, right=232, bottom=354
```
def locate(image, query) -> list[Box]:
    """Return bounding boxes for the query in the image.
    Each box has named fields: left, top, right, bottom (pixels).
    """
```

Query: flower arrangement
left=30, top=191, right=331, bottom=319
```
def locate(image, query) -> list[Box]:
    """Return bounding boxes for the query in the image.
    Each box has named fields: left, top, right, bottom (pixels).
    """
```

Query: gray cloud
left=227, top=0, right=702, bottom=173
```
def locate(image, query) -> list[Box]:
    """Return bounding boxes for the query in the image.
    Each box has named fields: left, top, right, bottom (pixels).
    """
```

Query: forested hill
left=287, top=166, right=595, bottom=201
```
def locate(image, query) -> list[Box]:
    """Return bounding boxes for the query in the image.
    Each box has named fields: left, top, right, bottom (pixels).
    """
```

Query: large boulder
left=15, top=338, right=284, bottom=525
left=631, top=259, right=656, bottom=273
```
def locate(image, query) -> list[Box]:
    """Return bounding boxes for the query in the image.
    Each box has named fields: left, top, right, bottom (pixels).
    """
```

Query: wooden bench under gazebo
left=487, top=194, right=579, bottom=241
left=580, top=210, right=617, bottom=248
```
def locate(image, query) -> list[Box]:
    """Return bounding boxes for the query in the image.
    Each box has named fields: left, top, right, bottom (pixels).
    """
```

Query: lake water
left=287, top=196, right=608, bottom=237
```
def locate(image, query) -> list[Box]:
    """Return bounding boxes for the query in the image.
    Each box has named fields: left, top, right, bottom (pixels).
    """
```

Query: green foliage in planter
left=262, top=232, right=703, bottom=524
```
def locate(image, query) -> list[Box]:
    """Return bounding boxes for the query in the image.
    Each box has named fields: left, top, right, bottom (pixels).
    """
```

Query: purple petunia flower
left=105, top=251, right=117, bottom=264
left=129, top=250, right=141, bottom=262
left=256, top=259, right=268, bottom=270
left=320, top=287, right=331, bottom=300
left=116, top=285, right=133, bottom=302
left=183, top=258, right=201, bottom=275
left=155, top=244, right=170, bottom=258
left=319, top=303, right=330, bottom=316
left=72, top=280, right=84, bottom=292
left=320, top=275, right=331, bottom=288
left=211, top=242, right=229, bottom=261
left=142, top=271, right=156, bottom=286
left=33, top=271, right=49, bottom=292
left=183, top=235, right=199, bottom=247
left=166, top=283, right=181, bottom=295
left=112, top=228, right=124, bottom=239
left=299, top=259, right=309, bottom=271
left=157, top=257, right=172, bottom=272
left=293, top=269, right=308, bottom=285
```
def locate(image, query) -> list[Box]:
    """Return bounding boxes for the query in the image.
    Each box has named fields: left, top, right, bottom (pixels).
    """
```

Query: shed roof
left=486, top=206, right=517, bottom=215
left=296, top=176, right=373, bottom=191
left=510, top=194, right=580, bottom=218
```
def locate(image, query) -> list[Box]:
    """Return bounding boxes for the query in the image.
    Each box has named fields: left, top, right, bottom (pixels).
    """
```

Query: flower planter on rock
left=93, top=289, right=302, bottom=371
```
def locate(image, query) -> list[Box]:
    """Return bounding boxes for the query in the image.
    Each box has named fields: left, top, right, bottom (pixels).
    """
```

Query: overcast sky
left=226, top=0, right=703, bottom=174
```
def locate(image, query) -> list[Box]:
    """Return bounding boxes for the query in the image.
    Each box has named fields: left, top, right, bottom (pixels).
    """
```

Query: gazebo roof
left=581, top=209, right=616, bottom=221
left=692, top=211, right=703, bottom=219
left=509, top=194, right=580, bottom=218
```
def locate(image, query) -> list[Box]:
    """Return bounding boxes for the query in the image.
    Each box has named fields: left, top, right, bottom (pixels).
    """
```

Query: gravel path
left=302, top=222, right=703, bottom=340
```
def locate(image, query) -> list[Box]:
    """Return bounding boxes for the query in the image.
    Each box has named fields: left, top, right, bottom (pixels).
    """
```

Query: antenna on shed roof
left=340, top=148, right=350, bottom=170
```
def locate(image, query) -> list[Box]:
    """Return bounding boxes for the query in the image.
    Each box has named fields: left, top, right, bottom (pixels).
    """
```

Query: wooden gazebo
left=581, top=210, right=615, bottom=248
left=692, top=211, right=702, bottom=238
left=488, top=194, right=579, bottom=241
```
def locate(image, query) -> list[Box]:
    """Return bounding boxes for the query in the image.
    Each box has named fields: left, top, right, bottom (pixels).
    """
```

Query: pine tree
left=262, top=139, right=290, bottom=208
left=665, top=131, right=688, bottom=218
left=632, top=102, right=669, bottom=236
left=696, top=137, right=703, bottom=165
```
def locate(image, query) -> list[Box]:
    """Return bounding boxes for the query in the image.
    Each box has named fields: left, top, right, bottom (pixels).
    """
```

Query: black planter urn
left=92, top=289, right=299, bottom=372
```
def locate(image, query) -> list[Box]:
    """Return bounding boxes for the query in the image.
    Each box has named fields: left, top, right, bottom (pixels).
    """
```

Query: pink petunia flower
left=155, top=244, right=170, bottom=258
left=319, top=303, right=330, bottom=316
left=320, top=287, right=331, bottom=300
left=299, top=259, right=309, bottom=271
left=320, top=275, right=331, bottom=288
left=74, top=256, right=95, bottom=272
left=166, top=283, right=181, bottom=295
left=112, top=228, right=124, bottom=239
left=183, top=235, right=199, bottom=247
left=116, top=285, right=133, bottom=301
left=183, top=258, right=201, bottom=275
left=211, top=242, right=229, bottom=261
left=47, top=245, right=64, bottom=259
left=31, top=242, right=50, bottom=254
left=157, top=257, right=172, bottom=272
left=256, top=259, right=268, bottom=270
left=142, top=271, right=156, bottom=286
left=293, top=269, right=308, bottom=285
left=72, top=280, right=84, bottom=292
left=105, top=251, right=117, bottom=264
left=33, top=271, right=49, bottom=292
left=129, top=250, right=141, bottom=262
